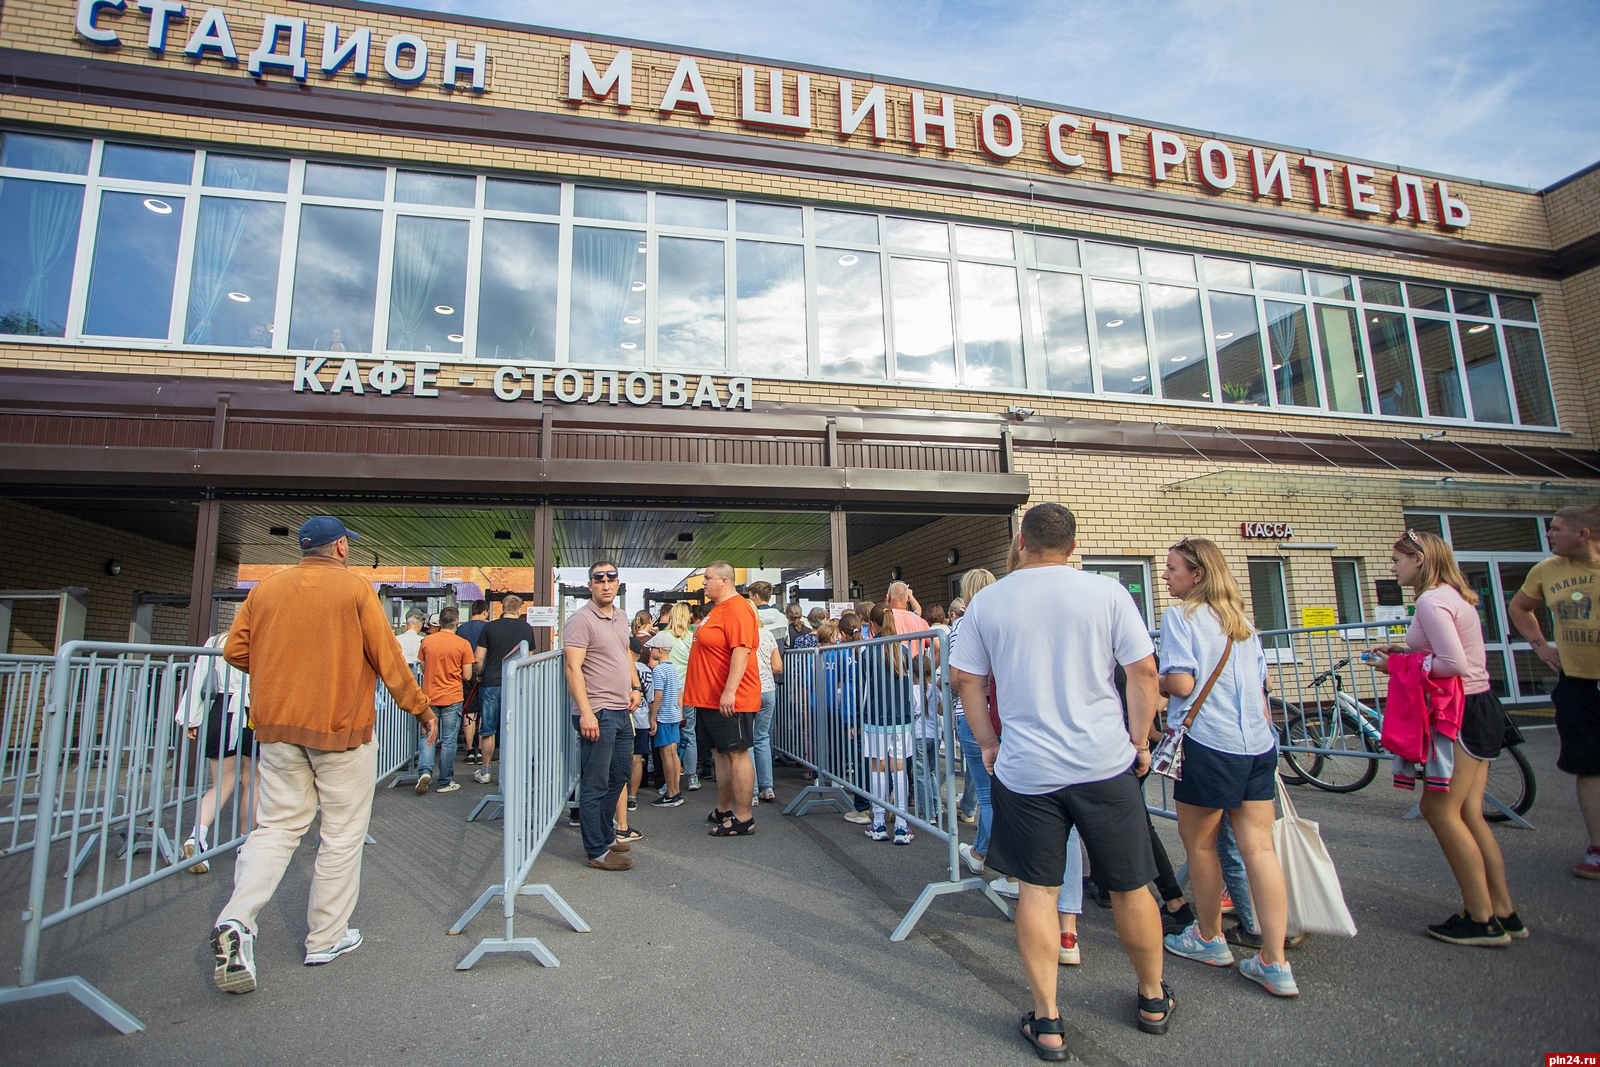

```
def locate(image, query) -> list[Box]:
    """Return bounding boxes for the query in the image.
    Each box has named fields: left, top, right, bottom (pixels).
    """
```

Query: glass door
left=1083, top=559, right=1152, bottom=630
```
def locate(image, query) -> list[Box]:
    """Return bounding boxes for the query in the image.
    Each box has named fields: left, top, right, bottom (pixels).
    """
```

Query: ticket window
left=1083, top=559, right=1152, bottom=630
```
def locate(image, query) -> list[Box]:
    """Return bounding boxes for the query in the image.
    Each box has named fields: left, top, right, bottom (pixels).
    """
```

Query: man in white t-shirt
left=952, top=503, right=1172, bottom=1050
left=396, top=612, right=424, bottom=665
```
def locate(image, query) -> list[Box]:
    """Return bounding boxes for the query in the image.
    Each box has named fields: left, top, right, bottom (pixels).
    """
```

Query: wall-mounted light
left=946, top=548, right=960, bottom=566
left=104, top=559, right=122, bottom=576
left=890, top=566, right=902, bottom=581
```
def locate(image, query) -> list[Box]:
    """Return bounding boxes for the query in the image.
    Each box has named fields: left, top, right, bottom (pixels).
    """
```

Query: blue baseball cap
left=298, top=516, right=361, bottom=550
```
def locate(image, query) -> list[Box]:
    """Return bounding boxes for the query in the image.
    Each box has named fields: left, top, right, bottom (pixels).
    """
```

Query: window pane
left=394, top=171, right=474, bottom=208
left=1255, top=264, right=1304, bottom=294
left=0, top=178, right=82, bottom=336
left=1496, top=295, right=1536, bottom=322
left=1504, top=326, right=1555, bottom=426
left=890, top=258, right=955, bottom=382
left=288, top=205, right=381, bottom=352
left=574, top=187, right=645, bottom=222
left=1204, top=257, right=1252, bottom=288
left=1030, top=234, right=1079, bottom=268
left=1149, top=284, right=1208, bottom=401
left=1403, top=512, right=1444, bottom=539
left=1091, top=279, right=1150, bottom=395
left=1414, top=317, right=1465, bottom=418
left=1451, top=288, right=1491, bottom=316
left=1514, top=648, right=1558, bottom=699
left=1332, top=560, right=1362, bottom=624
left=1451, top=516, right=1542, bottom=553
left=185, top=197, right=284, bottom=346
left=956, top=225, right=1013, bottom=259
left=1498, top=561, right=1553, bottom=637
left=817, top=247, right=884, bottom=379
left=736, top=202, right=802, bottom=237
left=1457, top=561, right=1499, bottom=641
left=1085, top=241, right=1139, bottom=275
left=1458, top=322, right=1511, bottom=423
left=736, top=240, right=805, bottom=377
left=1247, top=559, right=1289, bottom=650
left=484, top=178, right=559, bottom=215
left=885, top=217, right=947, bottom=252
left=303, top=162, right=384, bottom=200
left=569, top=227, right=646, bottom=364
left=1407, top=283, right=1448, bottom=311
left=656, top=236, right=724, bottom=369
left=203, top=155, right=289, bottom=193
left=387, top=216, right=468, bottom=353
left=1, top=132, right=90, bottom=174
left=83, top=190, right=183, bottom=338
left=658, top=195, right=727, bottom=229
left=1316, top=304, right=1368, bottom=413
left=477, top=219, right=558, bottom=362
left=1309, top=271, right=1352, bottom=299
left=1210, top=292, right=1267, bottom=406
left=958, top=262, right=1023, bottom=389
left=1144, top=250, right=1195, bottom=282
left=1359, top=276, right=1403, bottom=306
left=1264, top=301, right=1318, bottom=407
left=100, top=143, right=192, bottom=184
left=814, top=210, right=877, bottom=243
left=1031, top=271, right=1090, bottom=392
left=1364, top=310, right=1421, bottom=417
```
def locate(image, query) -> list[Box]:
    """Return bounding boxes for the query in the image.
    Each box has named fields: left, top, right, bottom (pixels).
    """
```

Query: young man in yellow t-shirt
left=1510, top=503, right=1600, bottom=879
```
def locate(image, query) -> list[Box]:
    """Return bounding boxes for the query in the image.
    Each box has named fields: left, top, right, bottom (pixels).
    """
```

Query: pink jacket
left=1380, top=653, right=1464, bottom=764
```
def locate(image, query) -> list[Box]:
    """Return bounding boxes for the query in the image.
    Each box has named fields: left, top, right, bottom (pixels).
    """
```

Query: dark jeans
left=574, top=708, right=633, bottom=859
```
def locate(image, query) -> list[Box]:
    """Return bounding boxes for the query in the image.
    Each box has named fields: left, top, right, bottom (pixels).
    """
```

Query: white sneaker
left=304, top=928, right=363, bottom=966
left=959, top=843, right=985, bottom=874
left=415, top=772, right=431, bottom=795
left=989, top=876, right=1019, bottom=900
left=842, top=810, right=873, bottom=824
left=473, top=768, right=491, bottom=785
left=212, top=920, right=256, bottom=993
left=183, top=837, right=210, bottom=874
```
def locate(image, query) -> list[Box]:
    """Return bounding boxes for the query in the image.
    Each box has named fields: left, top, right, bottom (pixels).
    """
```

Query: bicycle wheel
left=1482, top=744, right=1536, bottom=822
left=1293, top=710, right=1380, bottom=793
left=1271, top=699, right=1317, bottom=785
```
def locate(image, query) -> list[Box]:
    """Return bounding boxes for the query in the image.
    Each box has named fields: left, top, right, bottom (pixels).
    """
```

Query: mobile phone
left=1360, top=652, right=1375, bottom=662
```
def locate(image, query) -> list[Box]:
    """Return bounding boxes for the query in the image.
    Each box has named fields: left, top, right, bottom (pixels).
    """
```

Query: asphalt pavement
left=1, top=726, right=1595, bottom=1066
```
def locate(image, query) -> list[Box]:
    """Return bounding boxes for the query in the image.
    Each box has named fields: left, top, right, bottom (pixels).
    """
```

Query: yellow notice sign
left=1300, top=606, right=1337, bottom=629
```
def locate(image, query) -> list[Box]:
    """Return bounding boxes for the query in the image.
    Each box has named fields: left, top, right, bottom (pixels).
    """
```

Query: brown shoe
left=610, top=839, right=631, bottom=852
left=587, top=852, right=633, bottom=871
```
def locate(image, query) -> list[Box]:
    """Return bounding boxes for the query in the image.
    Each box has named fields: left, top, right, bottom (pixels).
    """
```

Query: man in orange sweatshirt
left=210, top=516, right=436, bottom=995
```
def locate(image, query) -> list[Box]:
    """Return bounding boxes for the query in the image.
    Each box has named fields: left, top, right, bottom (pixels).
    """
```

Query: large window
left=0, top=130, right=1560, bottom=429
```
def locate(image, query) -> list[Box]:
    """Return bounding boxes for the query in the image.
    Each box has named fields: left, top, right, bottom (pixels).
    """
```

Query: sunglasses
left=589, top=570, right=619, bottom=582
left=1170, top=536, right=1199, bottom=558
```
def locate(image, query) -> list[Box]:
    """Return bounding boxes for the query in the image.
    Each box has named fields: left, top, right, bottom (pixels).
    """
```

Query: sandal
left=1019, top=1012, right=1069, bottom=1061
left=709, top=816, right=755, bottom=837
left=706, top=808, right=731, bottom=825
left=1136, top=980, right=1176, bottom=1035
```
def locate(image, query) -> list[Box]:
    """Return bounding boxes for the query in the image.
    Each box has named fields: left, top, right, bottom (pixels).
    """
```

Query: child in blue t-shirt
left=645, top=632, right=685, bottom=807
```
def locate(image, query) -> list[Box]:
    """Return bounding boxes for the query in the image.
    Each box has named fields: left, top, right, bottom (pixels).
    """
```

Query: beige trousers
left=216, top=740, right=376, bottom=954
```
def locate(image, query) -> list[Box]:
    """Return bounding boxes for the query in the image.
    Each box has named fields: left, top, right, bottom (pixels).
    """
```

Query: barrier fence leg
left=467, top=794, right=504, bottom=822
left=448, top=883, right=504, bottom=935
left=0, top=976, right=145, bottom=1034
left=452, top=884, right=590, bottom=971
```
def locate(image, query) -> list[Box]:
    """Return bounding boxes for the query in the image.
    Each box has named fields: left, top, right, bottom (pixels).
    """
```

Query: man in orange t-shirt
left=415, top=606, right=475, bottom=795
left=684, top=560, right=761, bottom=835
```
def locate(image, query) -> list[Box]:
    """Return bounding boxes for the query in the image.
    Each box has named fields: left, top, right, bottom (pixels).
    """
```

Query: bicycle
left=1273, top=658, right=1535, bottom=822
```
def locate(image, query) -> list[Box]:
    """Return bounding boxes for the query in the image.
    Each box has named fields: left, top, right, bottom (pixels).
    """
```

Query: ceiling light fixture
left=1067, top=345, right=1085, bottom=353
left=623, top=316, right=641, bottom=324
left=664, top=550, right=678, bottom=561
left=509, top=550, right=524, bottom=560
left=142, top=198, right=172, bottom=214
left=1105, top=319, right=1124, bottom=327
left=1467, top=324, right=1490, bottom=334
left=434, top=305, right=455, bottom=315
left=678, top=532, right=694, bottom=542
left=1272, top=363, right=1283, bottom=370
left=1215, top=331, right=1234, bottom=340
left=269, top=525, right=289, bottom=536
left=1131, top=375, right=1148, bottom=382
left=631, top=282, right=646, bottom=291
left=447, top=333, right=464, bottom=342
left=838, top=254, right=859, bottom=266
left=1171, top=355, right=1187, bottom=362
left=620, top=342, right=637, bottom=349
left=1201, top=391, right=1211, bottom=398
left=494, top=530, right=511, bottom=540
left=227, top=291, right=251, bottom=303
left=637, top=242, right=648, bottom=253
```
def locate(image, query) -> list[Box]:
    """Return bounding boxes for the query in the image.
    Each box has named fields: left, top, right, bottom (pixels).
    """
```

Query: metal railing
left=777, top=630, right=1013, bottom=940
left=1, top=655, right=59, bottom=857
left=449, top=644, right=588, bottom=968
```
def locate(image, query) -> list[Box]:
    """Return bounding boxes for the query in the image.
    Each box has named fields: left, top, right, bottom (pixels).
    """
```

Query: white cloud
left=391, top=0, right=1599, bottom=187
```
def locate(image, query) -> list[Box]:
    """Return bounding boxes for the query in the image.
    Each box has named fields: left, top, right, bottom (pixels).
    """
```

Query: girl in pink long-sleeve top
left=1372, top=530, right=1524, bottom=947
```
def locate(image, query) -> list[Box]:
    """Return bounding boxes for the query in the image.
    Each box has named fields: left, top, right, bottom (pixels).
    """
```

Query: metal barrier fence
left=777, top=630, right=1012, bottom=941
left=374, top=663, right=423, bottom=783
left=1, top=654, right=58, bottom=858
left=449, top=645, right=588, bottom=968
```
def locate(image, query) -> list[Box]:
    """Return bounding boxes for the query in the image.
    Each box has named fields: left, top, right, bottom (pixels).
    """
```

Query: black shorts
left=202, top=696, right=255, bottom=759
left=987, top=766, right=1158, bottom=892
left=1172, top=737, right=1276, bottom=809
left=1458, top=689, right=1509, bottom=761
left=633, top=728, right=653, bottom=757
left=696, top=708, right=756, bottom=753
left=1553, top=673, right=1600, bottom=777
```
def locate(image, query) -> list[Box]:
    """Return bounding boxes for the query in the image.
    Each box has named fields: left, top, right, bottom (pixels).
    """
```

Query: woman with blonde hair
left=1158, top=537, right=1298, bottom=997
left=665, top=603, right=702, bottom=792
left=1372, top=530, right=1523, bottom=946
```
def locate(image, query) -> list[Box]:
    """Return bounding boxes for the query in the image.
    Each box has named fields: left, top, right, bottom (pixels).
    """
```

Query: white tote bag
left=1273, top=774, right=1358, bottom=938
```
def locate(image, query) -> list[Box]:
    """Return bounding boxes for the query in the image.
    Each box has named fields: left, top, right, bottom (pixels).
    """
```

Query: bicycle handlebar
left=1311, top=657, right=1352, bottom=688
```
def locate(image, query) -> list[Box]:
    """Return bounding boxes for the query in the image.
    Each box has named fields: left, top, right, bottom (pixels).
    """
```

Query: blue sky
left=389, top=0, right=1600, bottom=189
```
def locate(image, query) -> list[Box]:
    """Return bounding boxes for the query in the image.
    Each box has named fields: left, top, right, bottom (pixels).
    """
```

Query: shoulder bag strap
left=1179, top=637, right=1234, bottom=730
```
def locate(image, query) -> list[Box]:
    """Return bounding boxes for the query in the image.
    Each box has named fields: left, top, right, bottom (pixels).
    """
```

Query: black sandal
left=706, top=808, right=731, bottom=825
left=1136, top=981, right=1176, bottom=1035
left=709, top=816, right=754, bottom=837
left=1019, top=1012, right=1069, bottom=1061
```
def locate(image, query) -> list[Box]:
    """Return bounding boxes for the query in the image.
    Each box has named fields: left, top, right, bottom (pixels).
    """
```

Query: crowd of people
left=193, top=502, right=1600, bottom=1064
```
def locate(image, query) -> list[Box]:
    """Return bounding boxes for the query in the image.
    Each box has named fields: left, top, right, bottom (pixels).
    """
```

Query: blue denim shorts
left=478, top=686, right=503, bottom=739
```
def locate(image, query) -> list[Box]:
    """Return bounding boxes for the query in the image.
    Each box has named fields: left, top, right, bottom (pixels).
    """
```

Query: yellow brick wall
left=1544, top=166, right=1600, bottom=248
left=847, top=514, right=1013, bottom=612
